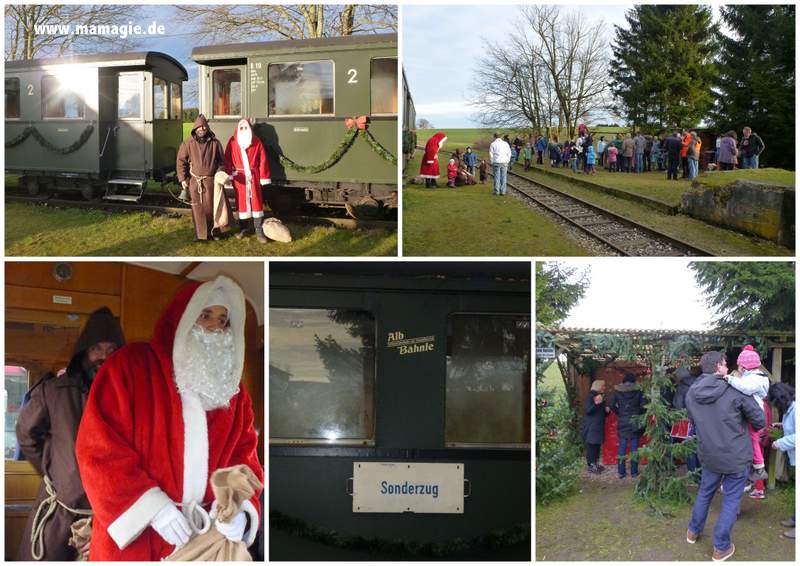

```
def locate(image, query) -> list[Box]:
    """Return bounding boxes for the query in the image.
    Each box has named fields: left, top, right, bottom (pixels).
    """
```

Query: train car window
left=5, top=366, right=29, bottom=460
left=268, top=61, right=334, bottom=116
left=370, top=58, right=397, bottom=115
left=445, top=314, right=531, bottom=447
left=212, top=69, right=241, bottom=117
left=153, top=78, right=168, bottom=120
left=269, top=308, right=375, bottom=443
left=42, top=75, right=85, bottom=119
left=117, top=74, right=141, bottom=119
left=5, top=78, right=20, bottom=119
left=170, top=82, right=182, bottom=120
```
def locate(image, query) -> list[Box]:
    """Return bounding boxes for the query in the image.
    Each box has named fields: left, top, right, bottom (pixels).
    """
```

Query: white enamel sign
left=352, top=462, right=464, bottom=514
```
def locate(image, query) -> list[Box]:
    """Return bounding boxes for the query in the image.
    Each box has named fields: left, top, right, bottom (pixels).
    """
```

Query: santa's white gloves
left=214, top=510, right=247, bottom=542
left=151, top=503, right=192, bottom=548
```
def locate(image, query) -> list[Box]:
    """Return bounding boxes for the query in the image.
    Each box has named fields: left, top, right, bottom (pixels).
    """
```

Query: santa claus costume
left=224, top=120, right=271, bottom=243
left=75, top=276, right=263, bottom=561
left=419, top=132, right=447, bottom=188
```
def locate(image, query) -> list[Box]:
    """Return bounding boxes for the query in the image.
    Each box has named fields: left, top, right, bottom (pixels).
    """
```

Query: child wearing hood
left=447, top=158, right=458, bottom=188
left=725, top=345, right=771, bottom=499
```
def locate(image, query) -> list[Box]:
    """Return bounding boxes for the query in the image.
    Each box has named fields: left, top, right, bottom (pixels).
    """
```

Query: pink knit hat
left=737, top=345, right=761, bottom=370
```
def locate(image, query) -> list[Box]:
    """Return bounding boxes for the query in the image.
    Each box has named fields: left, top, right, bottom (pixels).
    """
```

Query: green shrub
left=536, top=386, right=583, bottom=504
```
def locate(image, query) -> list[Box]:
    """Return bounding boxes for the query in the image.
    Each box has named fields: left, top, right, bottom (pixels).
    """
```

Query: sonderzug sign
left=352, top=462, right=464, bottom=513
left=386, top=331, right=435, bottom=355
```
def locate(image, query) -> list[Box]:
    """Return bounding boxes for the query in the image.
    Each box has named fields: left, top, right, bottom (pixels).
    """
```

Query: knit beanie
left=737, top=345, right=761, bottom=371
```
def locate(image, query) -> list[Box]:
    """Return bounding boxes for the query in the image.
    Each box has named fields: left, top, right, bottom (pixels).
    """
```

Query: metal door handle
left=463, top=479, right=471, bottom=498
left=346, top=477, right=354, bottom=496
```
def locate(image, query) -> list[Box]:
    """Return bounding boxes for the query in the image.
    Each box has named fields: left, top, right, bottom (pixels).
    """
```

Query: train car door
left=112, top=71, right=148, bottom=179
left=151, top=78, right=182, bottom=180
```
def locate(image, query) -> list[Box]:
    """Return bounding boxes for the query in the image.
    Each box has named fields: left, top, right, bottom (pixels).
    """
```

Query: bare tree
left=175, top=5, right=397, bottom=42
left=416, top=118, right=433, bottom=129
left=469, top=5, right=610, bottom=138
left=5, top=4, right=141, bottom=60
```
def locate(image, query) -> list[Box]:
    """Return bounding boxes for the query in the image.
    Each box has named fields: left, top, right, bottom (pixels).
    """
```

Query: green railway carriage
left=402, top=70, right=416, bottom=166
left=192, top=33, right=398, bottom=218
left=5, top=52, right=187, bottom=200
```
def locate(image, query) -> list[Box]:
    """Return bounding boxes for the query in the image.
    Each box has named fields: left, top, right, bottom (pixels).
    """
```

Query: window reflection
left=42, top=76, right=85, bottom=119
left=117, top=74, right=141, bottom=119
left=153, top=77, right=168, bottom=119
left=371, top=58, right=397, bottom=115
left=6, top=78, right=20, bottom=119
left=446, top=314, right=531, bottom=445
left=268, top=61, right=334, bottom=116
left=213, top=69, right=241, bottom=117
left=5, top=365, right=29, bottom=460
left=269, top=308, right=375, bottom=442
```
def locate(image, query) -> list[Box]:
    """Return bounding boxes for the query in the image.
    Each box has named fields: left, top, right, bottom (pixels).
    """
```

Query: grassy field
left=695, top=167, right=795, bottom=188
left=416, top=127, right=630, bottom=150
left=402, top=152, right=588, bottom=256
left=5, top=202, right=396, bottom=257
left=538, top=362, right=565, bottom=392
left=537, top=478, right=795, bottom=561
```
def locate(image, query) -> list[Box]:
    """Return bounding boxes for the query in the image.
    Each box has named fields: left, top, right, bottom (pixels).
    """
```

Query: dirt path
left=536, top=471, right=794, bottom=561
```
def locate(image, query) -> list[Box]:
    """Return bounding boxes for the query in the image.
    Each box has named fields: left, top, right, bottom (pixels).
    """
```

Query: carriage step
left=107, top=178, right=145, bottom=187
left=102, top=194, right=142, bottom=202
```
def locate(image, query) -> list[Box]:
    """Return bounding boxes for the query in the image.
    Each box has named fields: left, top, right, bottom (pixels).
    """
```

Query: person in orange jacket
left=680, top=129, right=692, bottom=179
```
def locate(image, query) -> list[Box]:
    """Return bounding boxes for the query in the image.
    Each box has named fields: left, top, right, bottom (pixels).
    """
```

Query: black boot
left=254, top=217, right=267, bottom=243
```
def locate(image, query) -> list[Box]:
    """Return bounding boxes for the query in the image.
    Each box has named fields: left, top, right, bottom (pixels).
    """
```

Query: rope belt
left=189, top=170, right=208, bottom=205
left=30, top=475, right=92, bottom=560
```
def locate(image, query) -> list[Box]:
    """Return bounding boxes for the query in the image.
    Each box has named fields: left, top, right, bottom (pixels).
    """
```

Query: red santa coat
left=419, top=132, right=447, bottom=178
left=224, top=121, right=270, bottom=220
left=75, top=279, right=263, bottom=561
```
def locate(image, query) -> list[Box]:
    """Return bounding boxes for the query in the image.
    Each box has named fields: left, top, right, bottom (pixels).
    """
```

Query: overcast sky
left=404, top=4, right=726, bottom=128
left=547, top=260, right=716, bottom=331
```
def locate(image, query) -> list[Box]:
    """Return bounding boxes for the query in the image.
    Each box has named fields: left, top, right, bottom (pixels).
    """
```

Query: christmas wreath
left=6, top=124, right=95, bottom=154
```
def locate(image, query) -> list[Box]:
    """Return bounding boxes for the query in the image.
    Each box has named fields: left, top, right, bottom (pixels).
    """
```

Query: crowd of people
left=418, top=126, right=766, bottom=193
left=580, top=347, right=795, bottom=560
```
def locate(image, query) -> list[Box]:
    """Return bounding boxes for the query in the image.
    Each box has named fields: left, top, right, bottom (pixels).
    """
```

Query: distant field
left=416, top=126, right=632, bottom=149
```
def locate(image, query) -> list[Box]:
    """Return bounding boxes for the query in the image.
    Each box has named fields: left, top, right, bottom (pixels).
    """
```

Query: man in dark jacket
left=16, top=307, right=125, bottom=561
left=672, top=367, right=700, bottom=475
left=581, top=379, right=611, bottom=474
left=664, top=130, right=682, bottom=181
left=739, top=127, right=765, bottom=169
left=609, top=373, right=645, bottom=478
left=685, top=351, right=766, bottom=561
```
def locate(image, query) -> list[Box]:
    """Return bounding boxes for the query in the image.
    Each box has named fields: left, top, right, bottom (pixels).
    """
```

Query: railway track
left=502, top=171, right=712, bottom=256
left=6, top=193, right=396, bottom=232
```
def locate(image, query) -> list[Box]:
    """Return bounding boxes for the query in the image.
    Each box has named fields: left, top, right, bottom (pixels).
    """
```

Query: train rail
left=503, top=171, right=712, bottom=256
left=6, top=193, right=396, bottom=232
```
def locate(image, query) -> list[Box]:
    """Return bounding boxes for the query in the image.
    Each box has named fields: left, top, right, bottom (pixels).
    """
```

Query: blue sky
left=404, top=4, right=724, bottom=129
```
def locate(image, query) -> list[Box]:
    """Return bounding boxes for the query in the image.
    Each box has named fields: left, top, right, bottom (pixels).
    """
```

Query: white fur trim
left=240, top=147, right=253, bottom=217
left=241, top=499, right=259, bottom=547
left=107, top=487, right=172, bottom=550
left=260, top=179, right=270, bottom=185
left=173, top=275, right=246, bottom=396
left=252, top=210, right=264, bottom=218
left=419, top=174, right=439, bottom=179
left=426, top=160, right=434, bottom=164
left=236, top=211, right=252, bottom=220
left=438, top=136, right=447, bottom=149
left=180, top=392, right=208, bottom=517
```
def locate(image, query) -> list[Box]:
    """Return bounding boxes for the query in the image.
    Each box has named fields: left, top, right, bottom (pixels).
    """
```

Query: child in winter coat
left=586, top=144, right=597, bottom=175
left=726, top=345, right=771, bottom=499
left=569, top=142, right=578, bottom=173
left=607, top=145, right=619, bottom=172
left=509, top=147, right=518, bottom=171
left=479, top=159, right=488, bottom=182
left=447, top=158, right=458, bottom=188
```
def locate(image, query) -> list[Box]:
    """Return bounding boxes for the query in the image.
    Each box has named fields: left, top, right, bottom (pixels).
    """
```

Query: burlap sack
left=68, top=518, right=92, bottom=561
left=262, top=217, right=292, bottom=243
left=213, top=171, right=232, bottom=232
left=166, top=465, right=262, bottom=562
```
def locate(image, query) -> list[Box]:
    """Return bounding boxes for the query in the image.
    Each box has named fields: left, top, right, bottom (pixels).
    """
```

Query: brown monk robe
left=176, top=114, right=232, bottom=240
left=16, top=307, right=125, bottom=561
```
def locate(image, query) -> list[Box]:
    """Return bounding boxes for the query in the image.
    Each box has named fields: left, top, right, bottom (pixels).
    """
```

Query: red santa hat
left=235, top=119, right=253, bottom=149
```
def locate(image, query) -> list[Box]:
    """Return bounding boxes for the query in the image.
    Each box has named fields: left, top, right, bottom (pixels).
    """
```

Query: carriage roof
left=6, top=51, right=188, bottom=80
left=191, top=32, right=397, bottom=63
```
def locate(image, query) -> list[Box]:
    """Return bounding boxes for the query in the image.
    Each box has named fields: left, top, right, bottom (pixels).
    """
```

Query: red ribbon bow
left=344, top=115, right=370, bottom=130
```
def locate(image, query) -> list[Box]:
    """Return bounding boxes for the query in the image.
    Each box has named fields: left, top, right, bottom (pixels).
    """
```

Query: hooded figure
left=75, top=276, right=263, bottom=560
left=224, top=120, right=271, bottom=243
left=176, top=115, right=233, bottom=241
left=419, top=132, right=447, bottom=187
left=16, top=307, right=125, bottom=561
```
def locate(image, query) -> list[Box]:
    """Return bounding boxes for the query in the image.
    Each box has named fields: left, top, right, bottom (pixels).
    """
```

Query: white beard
left=237, top=123, right=252, bottom=149
left=174, top=325, right=240, bottom=411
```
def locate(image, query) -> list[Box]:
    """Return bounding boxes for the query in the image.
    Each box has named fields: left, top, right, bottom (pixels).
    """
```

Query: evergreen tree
left=609, top=5, right=717, bottom=132
left=710, top=5, right=795, bottom=170
left=690, top=261, right=795, bottom=331
left=535, top=262, right=590, bottom=326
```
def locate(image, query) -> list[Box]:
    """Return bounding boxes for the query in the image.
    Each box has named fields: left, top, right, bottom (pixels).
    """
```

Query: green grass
left=695, top=167, right=795, bottom=188
left=416, top=128, right=529, bottom=149
left=539, top=362, right=565, bottom=393
left=5, top=202, right=396, bottom=257
left=519, top=168, right=793, bottom=257
left=402, top=153, right=588, bottom=256
left=537, top=478, right=794, bottom=561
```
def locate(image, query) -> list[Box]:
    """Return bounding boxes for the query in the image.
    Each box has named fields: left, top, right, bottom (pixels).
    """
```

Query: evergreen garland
left=269, top=511, right=530, bottom=557
left=5, top=124, right=95, bottom=154
left=360, top=129, right=397, bottom=165
left=279, top=126, right=397, bottom=173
